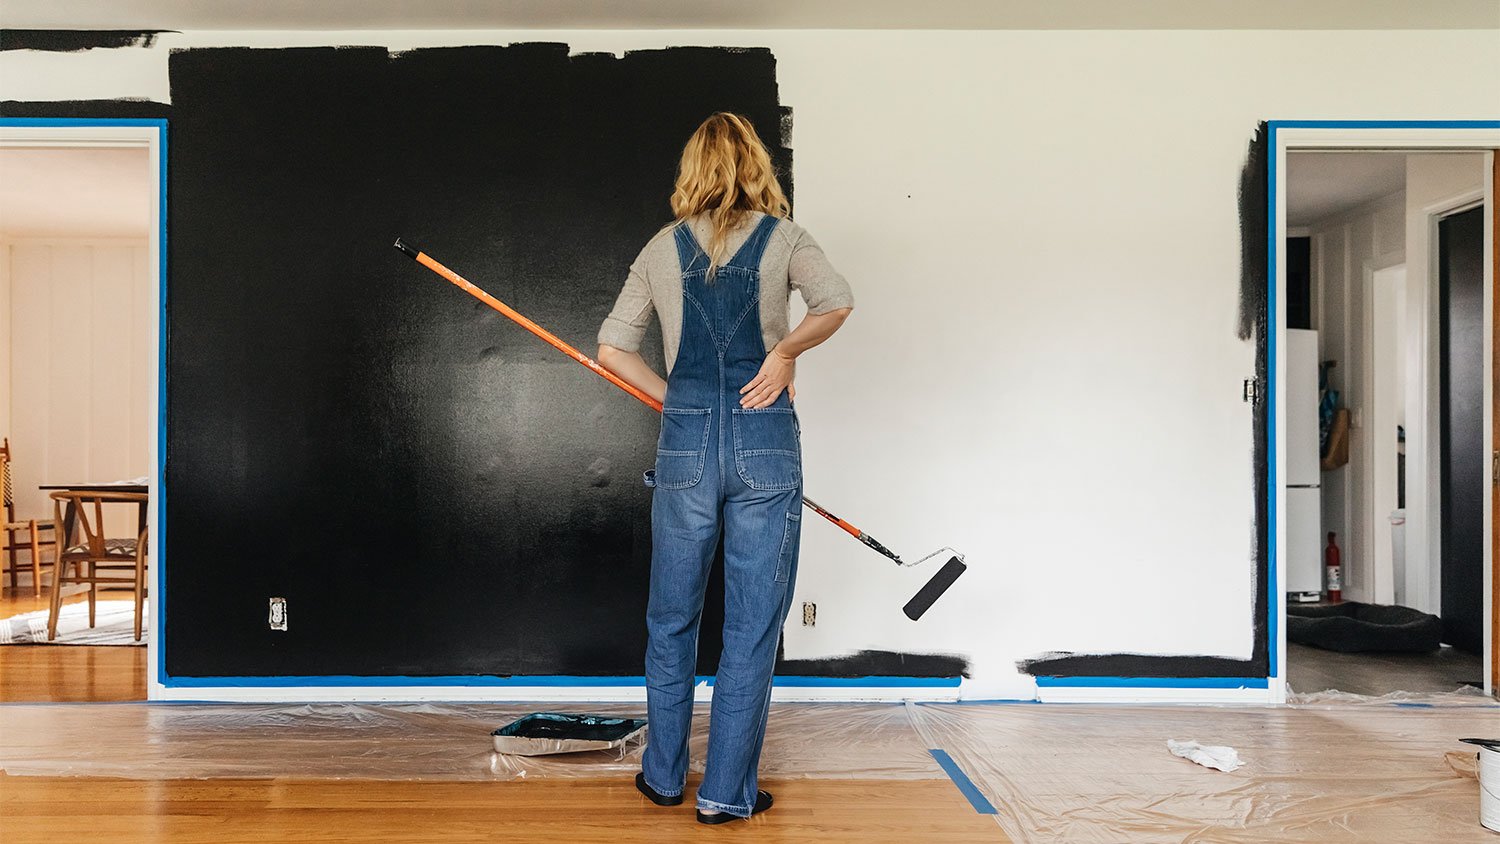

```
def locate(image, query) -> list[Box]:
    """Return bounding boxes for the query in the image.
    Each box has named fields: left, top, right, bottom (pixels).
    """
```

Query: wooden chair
left=47, top=490, right=149, bottom=642
left=2, top=438, right=58, bottom=597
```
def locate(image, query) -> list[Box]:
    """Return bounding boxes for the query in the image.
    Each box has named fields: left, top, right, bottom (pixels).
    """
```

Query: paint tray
left=491, top=712, right=648, bottom=756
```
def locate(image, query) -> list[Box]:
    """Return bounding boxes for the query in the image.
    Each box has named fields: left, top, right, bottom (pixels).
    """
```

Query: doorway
left=1271, top=123, right=1500, bottom=702
left=0, top=119, right=164, bottom=700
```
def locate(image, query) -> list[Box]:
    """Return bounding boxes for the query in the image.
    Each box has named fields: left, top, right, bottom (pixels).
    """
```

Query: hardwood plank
left=0, top=587, right=146, bottom=702
left=0, top=774, right=1005, bottom=843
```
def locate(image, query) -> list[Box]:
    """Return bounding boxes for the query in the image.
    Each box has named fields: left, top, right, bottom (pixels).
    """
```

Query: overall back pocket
left=731, top=407, right=801, bottom=491
left=655, top=407, right=711, bottom=489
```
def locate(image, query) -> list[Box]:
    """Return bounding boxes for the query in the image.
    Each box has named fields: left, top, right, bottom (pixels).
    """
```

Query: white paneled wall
left=5, top=240, right=151, bottom=548
left=0, top=249, right=9, bottom=463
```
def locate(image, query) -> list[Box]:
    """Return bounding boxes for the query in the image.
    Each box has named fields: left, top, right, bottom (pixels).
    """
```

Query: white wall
left=2, top=29, right=1496, bottom=700
left=5, top=241, right=153, bottom=570
left=1403, top=153, right=1490, bottom=616
left=1308, top=190, right=1405, bottom=603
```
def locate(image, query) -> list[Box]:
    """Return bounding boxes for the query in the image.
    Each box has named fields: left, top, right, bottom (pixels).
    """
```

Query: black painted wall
left=163, top=44, right=788, bottom=679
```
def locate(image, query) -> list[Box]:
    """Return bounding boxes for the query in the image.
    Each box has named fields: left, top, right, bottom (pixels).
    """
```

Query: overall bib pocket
left=731, top=406, right=801, bottom=491
left=775, top=510, right=801, bottom=583
left=655, top=407, right=711, bottom=489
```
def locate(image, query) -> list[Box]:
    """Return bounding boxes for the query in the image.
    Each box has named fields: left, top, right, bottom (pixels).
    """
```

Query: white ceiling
left=1, top=0, right=1496, bottom=30
left=0, top=147, right=151, bottom=239
left=1285, top=152, right=1408, bottom=227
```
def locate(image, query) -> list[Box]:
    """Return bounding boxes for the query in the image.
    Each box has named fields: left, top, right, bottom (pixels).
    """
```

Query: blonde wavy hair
left=669, top=112, right=790, bottom=278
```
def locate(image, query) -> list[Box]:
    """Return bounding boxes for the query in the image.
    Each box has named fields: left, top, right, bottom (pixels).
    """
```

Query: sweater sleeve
left=597, top=250, right=656, bottom=353
left=787, top=226, right=855, bottom=314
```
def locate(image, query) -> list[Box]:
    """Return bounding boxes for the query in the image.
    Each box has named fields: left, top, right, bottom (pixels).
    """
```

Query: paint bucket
left=1482, top=745, right=1500, bottom=832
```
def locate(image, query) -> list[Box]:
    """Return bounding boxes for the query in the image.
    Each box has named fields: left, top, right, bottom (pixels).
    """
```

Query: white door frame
left=1272, top=122, right=1500, bottom=698
left=0, top=119, right=166, bottom=696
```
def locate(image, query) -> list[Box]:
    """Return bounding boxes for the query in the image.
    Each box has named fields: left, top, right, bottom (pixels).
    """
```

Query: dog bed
left=1286, top=601, right=1442, bottom=653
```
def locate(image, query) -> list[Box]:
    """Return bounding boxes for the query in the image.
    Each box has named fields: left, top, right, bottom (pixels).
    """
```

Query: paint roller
left=394, top=238, right=966, bottom=619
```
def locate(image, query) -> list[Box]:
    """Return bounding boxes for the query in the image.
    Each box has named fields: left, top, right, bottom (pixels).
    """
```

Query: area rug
left=0, top=599, right=146, bottom=645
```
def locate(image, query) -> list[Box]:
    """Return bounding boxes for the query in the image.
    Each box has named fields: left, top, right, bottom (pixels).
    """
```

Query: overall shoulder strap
left=724, top=213, right=780, bottom=271
left=672, top=222, right=709, bottom=274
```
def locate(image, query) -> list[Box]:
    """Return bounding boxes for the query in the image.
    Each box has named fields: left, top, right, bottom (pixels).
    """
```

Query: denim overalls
left=640, top=213, right=802, bottom=817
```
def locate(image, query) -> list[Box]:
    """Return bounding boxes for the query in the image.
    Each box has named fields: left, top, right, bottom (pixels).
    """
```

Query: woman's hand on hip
left=740, top=348, right=795, bottom=409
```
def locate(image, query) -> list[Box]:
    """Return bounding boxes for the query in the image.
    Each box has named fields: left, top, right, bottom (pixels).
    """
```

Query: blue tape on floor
left=928, top=748, right=997, bottom=815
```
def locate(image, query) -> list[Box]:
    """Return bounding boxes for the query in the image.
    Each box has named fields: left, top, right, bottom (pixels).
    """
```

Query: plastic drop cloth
left=1287, top=683, right=1498, bottom=708
left=4, top=694, right=1498, bottom=842
left=908, top=700, right=1499, bottom=843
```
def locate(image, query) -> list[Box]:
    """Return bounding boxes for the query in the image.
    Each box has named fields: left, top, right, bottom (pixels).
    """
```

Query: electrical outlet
left=802, top=602, right=816, bottom=626
left=268, top=597, right=288, bottom=631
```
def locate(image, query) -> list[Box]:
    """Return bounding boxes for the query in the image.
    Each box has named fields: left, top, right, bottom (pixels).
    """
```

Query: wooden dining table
left=39, top=483, right=149, bottom=547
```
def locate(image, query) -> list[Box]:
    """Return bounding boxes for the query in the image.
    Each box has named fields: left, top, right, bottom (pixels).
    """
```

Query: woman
left=598, top=112, right=853, bottom=824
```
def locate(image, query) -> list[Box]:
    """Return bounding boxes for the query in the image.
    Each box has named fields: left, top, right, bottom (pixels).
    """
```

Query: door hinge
left=1493, top=450, right=1499, bottom=485
left=1242, top=378, right=1260, bottom=405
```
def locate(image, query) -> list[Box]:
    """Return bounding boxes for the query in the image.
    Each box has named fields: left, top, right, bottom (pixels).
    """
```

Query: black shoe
left=695, top=790, right=773, bottom=824
left=635, top=772, right=683, bottom=806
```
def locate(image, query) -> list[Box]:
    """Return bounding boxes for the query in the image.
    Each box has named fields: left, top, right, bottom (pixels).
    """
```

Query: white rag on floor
left=1167, top=739, right=1243, bottom=772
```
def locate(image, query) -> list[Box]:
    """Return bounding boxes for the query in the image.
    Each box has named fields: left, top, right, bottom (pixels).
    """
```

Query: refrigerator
left=1285, top=329, right=1323, bottom=597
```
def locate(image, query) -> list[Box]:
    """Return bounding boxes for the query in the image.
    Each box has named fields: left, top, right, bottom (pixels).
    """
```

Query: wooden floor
left=1287, top=642, right=1484, bottom=697
left=0, top=775, right=1002, bottom=843
left=0, top=586, right=1005, bottom=843
left=0, top=586, right=147, bottom=702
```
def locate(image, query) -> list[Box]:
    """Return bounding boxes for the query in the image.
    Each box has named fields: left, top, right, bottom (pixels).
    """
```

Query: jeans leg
left=696, top=485, right=801, bottom=816
left=641, top=481, right=721, bottom=797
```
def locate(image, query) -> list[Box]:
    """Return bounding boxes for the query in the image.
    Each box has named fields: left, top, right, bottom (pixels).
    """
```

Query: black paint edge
left=0, top=30, right=175, bottom=52
left=1019, top=124, right=1271, bottom=681
left=1015, top=652, right=1259, bottom=679
left=777, top=649, right=971, bottom=679
left=0, top=99, right=171, bottom=120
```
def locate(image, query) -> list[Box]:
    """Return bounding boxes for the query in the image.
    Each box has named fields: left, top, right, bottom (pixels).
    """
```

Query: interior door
left=1492, top=151, right=1499, bottom=695
left=1438, top=204, right=1484, bottom=653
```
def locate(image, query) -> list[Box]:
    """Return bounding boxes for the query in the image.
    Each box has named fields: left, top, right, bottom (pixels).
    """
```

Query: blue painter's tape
left=929, top=749, right=997, bottom=815
left=770, top=675, right=962, bottom=688
left=156, top=120, right=169, bottom=688
left=1035, top=676, right=1269, bottom=690
left=161, top=673, right=962, bottom=689
left=166, top=674, right=658, bottom=688
left=1267, top=121, right=1279, bottom=679
left=0, top=699, right=228, bottom=707
left=0, top=118, right=171, bottom=688
left=17, top=113, right=1489, bottom=696
left=1262, top=118, right=1497, bottom=685
left=0, top=117, right=169, bottom=128
left=924, top=698, right=1040, bottom=706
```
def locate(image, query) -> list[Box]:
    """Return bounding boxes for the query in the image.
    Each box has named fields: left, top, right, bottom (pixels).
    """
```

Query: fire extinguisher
left=1324, top=532, right=1342, bottom=603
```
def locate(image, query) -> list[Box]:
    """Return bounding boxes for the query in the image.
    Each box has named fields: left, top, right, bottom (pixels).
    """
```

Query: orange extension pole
left=399, top=241, right=665, bottom=413
left=394, top=238, right=967, bottom=621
